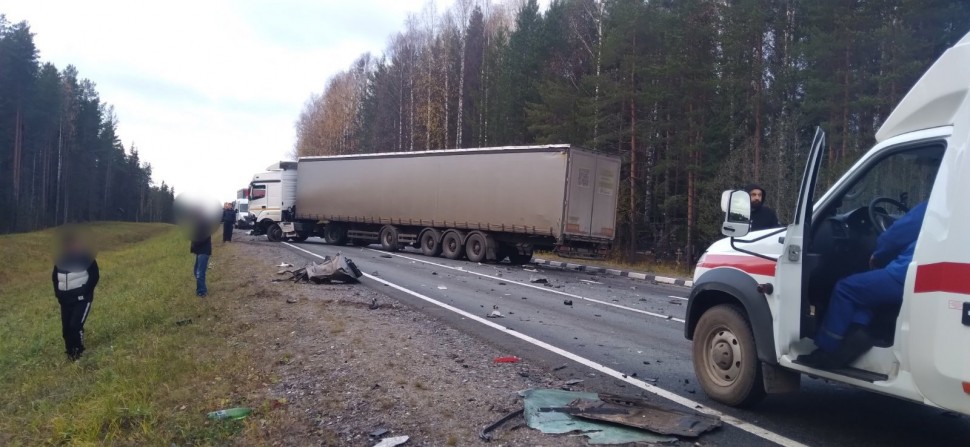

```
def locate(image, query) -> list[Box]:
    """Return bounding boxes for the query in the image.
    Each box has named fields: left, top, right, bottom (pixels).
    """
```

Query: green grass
left=534, top=250, right=694, bottom=278
left=0, top=223, right=260, bottom=446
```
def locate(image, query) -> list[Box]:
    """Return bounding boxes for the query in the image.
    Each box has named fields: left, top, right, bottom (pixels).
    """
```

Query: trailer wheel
left=420, top=230, right=442, bottom=257
left=692, top=304, right=766, bottom=407
left=324, top=224, right=348, bottom=245
left=380, top=226, right=400, bottom=252
left=465, top=233, right=487, bottom=263
left=441, top=231, right=464, bottom=260
left=267, top=223, right=283, bottom=242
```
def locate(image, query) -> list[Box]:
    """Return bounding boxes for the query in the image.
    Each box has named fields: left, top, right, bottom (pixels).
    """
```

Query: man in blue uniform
left=802, top=200, right=928, bottom=368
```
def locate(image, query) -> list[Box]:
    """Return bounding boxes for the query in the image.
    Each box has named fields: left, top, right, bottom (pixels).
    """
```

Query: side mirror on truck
left=720, top=190, right=751, bottom=237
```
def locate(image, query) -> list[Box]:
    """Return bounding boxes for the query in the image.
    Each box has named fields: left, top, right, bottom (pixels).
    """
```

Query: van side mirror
left=721, top=190, right=751, bottom=237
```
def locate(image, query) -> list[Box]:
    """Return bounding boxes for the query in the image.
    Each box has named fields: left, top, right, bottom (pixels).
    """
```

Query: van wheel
left=441, top=232, right=464, bottom=260
left=692, top=304, right=766, bottom=407
left=266, top=223, right=283, bottom=242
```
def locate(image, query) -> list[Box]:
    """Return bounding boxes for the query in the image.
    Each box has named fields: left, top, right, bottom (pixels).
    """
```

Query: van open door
left=775, top=128, right=827, bottom=358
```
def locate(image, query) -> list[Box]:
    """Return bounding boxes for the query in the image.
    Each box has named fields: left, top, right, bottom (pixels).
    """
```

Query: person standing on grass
left=190, top=212, right=213, bottom=297
left=221, top=202, right=236, bottom=243
left=52, top=231, right=100, bottom=361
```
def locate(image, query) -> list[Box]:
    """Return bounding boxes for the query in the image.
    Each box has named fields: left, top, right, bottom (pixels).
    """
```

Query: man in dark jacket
left=221, top=202, right=237, bottom=243
left=51, top=232, right=100, bottom=361
left=746, top=184, right=781, bottom=231
left=191, top=214, right=213, bottom=297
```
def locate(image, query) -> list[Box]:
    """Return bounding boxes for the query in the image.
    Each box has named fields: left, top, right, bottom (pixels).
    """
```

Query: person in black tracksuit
left=51, top=233, right=100, bottom=361
left=221, top=203, right=237, bottom=243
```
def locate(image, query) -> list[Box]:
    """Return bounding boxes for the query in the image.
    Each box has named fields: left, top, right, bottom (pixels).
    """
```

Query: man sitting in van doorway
left=801, top=199, right=928, bottom=369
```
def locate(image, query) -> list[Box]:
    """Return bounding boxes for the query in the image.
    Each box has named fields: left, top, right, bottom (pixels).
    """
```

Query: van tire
left=692, top=304, right=766, bottom=408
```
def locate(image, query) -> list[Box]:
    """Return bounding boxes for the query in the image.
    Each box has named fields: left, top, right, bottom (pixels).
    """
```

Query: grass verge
left=0, top=223, right=267, bottom=446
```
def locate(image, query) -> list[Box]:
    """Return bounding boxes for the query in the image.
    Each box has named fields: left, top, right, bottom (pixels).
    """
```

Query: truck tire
left=420, top=229, right=442, bottom=257
left=692, top=304, right=766, bottom=408
left=324, top=224, right=348, bottom=245
left=465, top=232, right=488, bottom=263
left=441, top=231, right=464, bottom=260
left=267, top=223, right=283, bottom=242
left=380, top=226, right=400, bottom=252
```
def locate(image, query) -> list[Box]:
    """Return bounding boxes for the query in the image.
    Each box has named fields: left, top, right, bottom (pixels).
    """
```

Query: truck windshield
left=251, top=185, right=266, bottom=200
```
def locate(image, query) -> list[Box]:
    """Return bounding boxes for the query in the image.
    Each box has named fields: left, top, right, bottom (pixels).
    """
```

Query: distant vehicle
left=233, top=198, right=252, bottom=229
left=247, top=145, right=621, bottom=263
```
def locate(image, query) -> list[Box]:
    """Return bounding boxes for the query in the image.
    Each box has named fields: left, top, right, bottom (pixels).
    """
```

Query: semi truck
left=686, top=29, right=970, bottom=416
left=248, top=145, right=621, bottom=263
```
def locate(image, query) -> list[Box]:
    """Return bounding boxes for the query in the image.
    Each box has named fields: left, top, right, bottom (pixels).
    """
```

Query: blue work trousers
left=194, top=254, right=210, bottom=296
left=816, top=268, right=903, bottom=352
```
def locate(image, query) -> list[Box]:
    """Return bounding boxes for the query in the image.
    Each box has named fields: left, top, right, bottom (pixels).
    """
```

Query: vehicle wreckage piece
left=564, top=393, right=721, bottom=437
left=278, top=253, right=363, bottom=284
left=519, top=389, right=677, bottom=445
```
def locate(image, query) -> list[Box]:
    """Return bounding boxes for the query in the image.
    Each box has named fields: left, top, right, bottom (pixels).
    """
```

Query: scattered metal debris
left=369, top=298, right=380, bottom=310
left=487, top=310, right=505, bottom=318
left=438, top=285, right=448, bottom=290
left=372, top=435, right=409, bottom=447
left=369, top=428, right=389, bottom=438
left=553, top=365, right=568, bottom=371
left=564, top=394, right=720, bottom=437
left=380, top=254, right=393, bottom=258
left=520, top=389, right=677, bottom=445
left=530, top=276, right=549, bottom=284
left=286, top=298, right=298, bottom=304
left=580, top=279, right=602, bottom=285
left=565, top=379, right=584, bottom=386
left=276, top=253, right=362, bottom=284
left=480, top=409, right=525, bottom=441
left=563, top=300, right=573, bottom=306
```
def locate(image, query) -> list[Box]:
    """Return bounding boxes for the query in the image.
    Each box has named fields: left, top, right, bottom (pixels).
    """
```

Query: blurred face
left=750, top=189, right=764, bottom=207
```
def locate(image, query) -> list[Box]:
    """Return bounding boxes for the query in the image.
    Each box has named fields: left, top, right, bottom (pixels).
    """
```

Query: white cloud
left=2, top=0, right=549, bottom=199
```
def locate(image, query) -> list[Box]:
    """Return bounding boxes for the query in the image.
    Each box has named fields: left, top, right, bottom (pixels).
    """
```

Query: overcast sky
left=3, top=0, right=548, bottom=201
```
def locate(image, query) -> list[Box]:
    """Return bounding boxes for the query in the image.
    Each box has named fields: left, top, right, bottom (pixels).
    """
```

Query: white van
left=686, top=30, right=970, bottom=416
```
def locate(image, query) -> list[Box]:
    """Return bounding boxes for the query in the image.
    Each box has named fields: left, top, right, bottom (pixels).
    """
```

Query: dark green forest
left=0, top=15, right=174, bottom=234
left=296, top=0, right=970, bottom=262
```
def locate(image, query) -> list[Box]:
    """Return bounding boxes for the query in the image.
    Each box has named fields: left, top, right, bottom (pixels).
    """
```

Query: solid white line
left=363, top=248, right=685, bottom=323
left=281, top=242, right=806, bottom=447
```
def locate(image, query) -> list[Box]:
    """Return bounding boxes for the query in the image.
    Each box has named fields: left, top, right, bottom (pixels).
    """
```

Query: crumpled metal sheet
left=519, top=389, right=678, bottom=445
left=279, top=253, right=362, bottom=284
left=565, top=393, right=721, bottom=437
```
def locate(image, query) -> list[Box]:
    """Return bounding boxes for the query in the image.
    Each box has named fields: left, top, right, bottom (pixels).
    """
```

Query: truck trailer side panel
left=295, top=147, right=580, bottom=239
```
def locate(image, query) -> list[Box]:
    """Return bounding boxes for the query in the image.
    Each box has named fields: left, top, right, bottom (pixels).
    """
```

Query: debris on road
left=523, top=268, right=539, bottom=273
left=380, top=254, right=393, bottom=258
left=206, top=407, right=252, bottom=421
left=369, top=428, right=389, bottom=438
left=580, top=279, right=602, bottom=285
left=276, top=262, right=293, bottom=268
left=565, top=393, right=721, bottom=437
left=286, top=298, right=298, bottom=304
left=565, top=379, right=583, bottom=385
left=520, top=389, right=676, bottom=444
left=372, top=435, right=409, bottom=447
left=276, top=253, right=363, bottom=284
left=494, top=356, right=520, bottom=363
left=530, top=276, right=549, bottom=284
left=563, top=300, right=573, bottom=306
left=553, top=365, right=568, bottom=371
left=487, top=311, right=505, bottom=318
left=480, top=409, right=525, bottom=441
left=369, top=298, right=380, bottom=310
left=437, top=285, right=448, bottom=290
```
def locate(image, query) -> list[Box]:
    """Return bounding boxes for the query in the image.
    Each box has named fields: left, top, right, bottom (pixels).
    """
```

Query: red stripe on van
left=697, top=254, right=777, bottom=277
left=914, top=263, right=970, bottom=295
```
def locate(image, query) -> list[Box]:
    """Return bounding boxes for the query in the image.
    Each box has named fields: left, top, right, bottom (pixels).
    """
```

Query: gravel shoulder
left=214, top=235, right=591, bottom=446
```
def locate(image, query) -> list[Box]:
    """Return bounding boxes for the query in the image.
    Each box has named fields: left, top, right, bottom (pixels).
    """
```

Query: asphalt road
left=275, top=238, right=970, bottom=447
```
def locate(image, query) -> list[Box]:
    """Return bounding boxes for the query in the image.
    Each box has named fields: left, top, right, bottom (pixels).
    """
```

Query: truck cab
left=247, top=161, right=297, bottom=241
left=686, top=30, right=970, bottom=415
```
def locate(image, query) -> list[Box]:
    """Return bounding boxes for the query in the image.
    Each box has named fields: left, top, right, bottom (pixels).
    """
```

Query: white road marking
left=282, top=242, right=807, bottom=447
left=363, top=248, right=685, bottom=323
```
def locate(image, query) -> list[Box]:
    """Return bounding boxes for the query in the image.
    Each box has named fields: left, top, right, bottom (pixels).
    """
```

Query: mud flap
left=762, top=361, right=800, bottom=394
